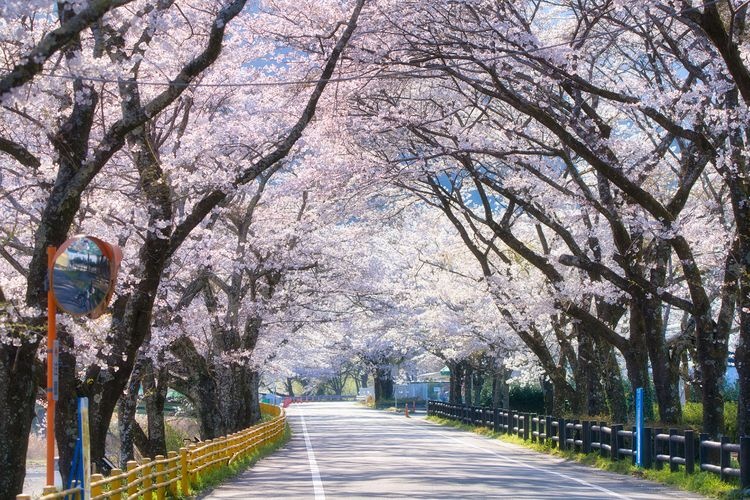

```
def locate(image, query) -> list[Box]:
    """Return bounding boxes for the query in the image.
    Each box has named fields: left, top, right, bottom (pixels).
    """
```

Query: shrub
left=509, top=385, right=545, bottom=413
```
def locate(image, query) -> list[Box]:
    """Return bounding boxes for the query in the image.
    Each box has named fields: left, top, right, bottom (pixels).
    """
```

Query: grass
left=182, top=422, right=291, bottom=499
left=426, top=415, right=743, bottom=499
left=681, top=402, right=739, bottom=440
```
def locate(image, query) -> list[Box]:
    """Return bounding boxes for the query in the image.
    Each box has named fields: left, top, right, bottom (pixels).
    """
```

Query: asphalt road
left=204, top=402, right=706, bottom=499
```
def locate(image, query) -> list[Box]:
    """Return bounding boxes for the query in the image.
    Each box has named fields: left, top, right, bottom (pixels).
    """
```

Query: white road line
left=300, top=414, right=326, bottom=500
left=404, top=416, right=631, bottom=499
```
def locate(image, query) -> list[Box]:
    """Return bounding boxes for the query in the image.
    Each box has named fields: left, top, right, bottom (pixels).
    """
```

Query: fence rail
left=282, top=394, right=356, bottom=407
left=427, top=400, right=750, bottom=488
left=18, top=403, right=286, bottom=500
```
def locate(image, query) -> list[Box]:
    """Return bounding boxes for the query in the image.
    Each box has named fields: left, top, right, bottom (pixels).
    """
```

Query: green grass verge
left=425, top=415, right=743, bottom=499
left=180, top=422, right=292, bottom=498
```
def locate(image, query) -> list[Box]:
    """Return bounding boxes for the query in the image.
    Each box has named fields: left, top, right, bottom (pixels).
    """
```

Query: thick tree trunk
left=142, top=364, right=168, bottom=458
left=0, top=342, right=39, bottom=499
left=573, top=328, right=605, bottom=416
left=285, top=377, right=295, bottom=397
left=598, top=343, right=627, bottom=422
left=360, top=372, right=368, bottom=389
left=541, top=377, right=554, bottom=415
left=463, top=365, right=473, bottom=405
left=492, top=368, right=509, bottom=409
left=373, top=367, right=394, bottom=402
left=55, top=327, right=79, bottom=486
left=215, top=364, right=260, bottom=434
left=624, top=313, right=654, bottom=421
left=550, top=373, right=571, bottom=416
left=193, top=372, right=223, bottom=439
left=117, top=368, right=141, bottom=467
left=639, top=242, right=682, bottom=424
left=473, top=372, right=483, bottom=406
left=448, top=362, right=463, bottom=404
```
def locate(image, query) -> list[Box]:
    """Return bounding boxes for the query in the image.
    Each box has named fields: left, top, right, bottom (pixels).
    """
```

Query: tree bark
left=373, top=367, right=394, bottom=403
left=0, top=339, right=40, bottom=499
left=463, top=364, right=473, bottom=405
left=117, top=366, right=141, bottom=467
left=448, top=361, right=463, bottom=404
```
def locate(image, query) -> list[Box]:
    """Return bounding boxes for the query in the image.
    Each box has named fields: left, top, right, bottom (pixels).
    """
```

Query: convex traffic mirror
left=51, top=235, right=121, bottom=318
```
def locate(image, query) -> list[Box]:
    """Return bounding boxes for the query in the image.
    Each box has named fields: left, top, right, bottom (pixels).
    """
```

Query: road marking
left=403, top=416, right=631, bottom=499
left=300, top=414, right=326, bottom=500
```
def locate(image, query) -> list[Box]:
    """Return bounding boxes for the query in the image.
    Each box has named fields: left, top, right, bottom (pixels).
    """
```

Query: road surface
left=204, top=402, right=706, bottom=499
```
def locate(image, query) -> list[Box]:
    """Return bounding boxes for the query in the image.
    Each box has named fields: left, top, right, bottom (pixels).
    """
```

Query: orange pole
left=46, top=246, right=56, bottom=487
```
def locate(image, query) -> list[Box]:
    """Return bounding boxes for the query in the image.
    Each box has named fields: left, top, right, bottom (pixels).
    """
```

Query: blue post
left=635, top=387, right=644, bottom=467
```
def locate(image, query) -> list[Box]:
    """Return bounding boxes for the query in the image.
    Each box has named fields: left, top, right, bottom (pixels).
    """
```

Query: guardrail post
left=509, top=411, right=515, bottom=436
left=582, top=421, right=591, bottom=453
left=669, top=429, right=678, bottom=472
left=523, top=414, right=530, bottom=441
left=653, top=428, right=662, bottom=470
left=545, top=416, right=552, bottom=445
left=741, top=436, right=750, bottom=489
left=683, top=430, right=694, bottom=474
left=143, top=457, right=153, bottom=493
left=91, top=473, right=104, bottom=497
left=517, top=413, right=522, bottom=438
left=698, top=433, right=708, bottom=473
left=167, top=451, right=178, bottom=497
left=721, top=436, right=730, bottom=481
left=642, top=428, right=653, bottom=469
left=493, top=408, right=500, bottom=432
left=180, top=447, right=189, bottom=495
left=600, top=422, right=608, bottom=458
left=155, top=455, right=166, bottom=500
left=559, top=418, right=567, bottom=451
left=126, top=460, right=138, bottom=497
left=531, top=415, right=537, bottom=443
left=110, top=467, right=123, bottom=500
left=612, top=424, right=623, bottom=461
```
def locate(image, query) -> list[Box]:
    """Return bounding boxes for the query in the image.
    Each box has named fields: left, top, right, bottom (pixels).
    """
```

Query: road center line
left=300, top=414, right=326, bottom=500
left=403, top=416, right=630, bottom=499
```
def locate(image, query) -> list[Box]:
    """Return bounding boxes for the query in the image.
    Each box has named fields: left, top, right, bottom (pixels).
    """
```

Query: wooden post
left=167, top=451, right=178, bottom=497
left=582, top=421, right=591, bottom=454
left=740, top=436, right=750, bottom=489
left=654, top=428, right=663, bottom=470
left=155, top=455, right=165, bottom=500
left=559, top=418, right=567, bottom=451
left=612, top=424, right=623, bottom=461
left=110, top=467, right=124, bottom=500
left=523, top=414, right=530, bottom=441
left=642, top=428, right=653, bottom=469
left=142, top=458, right=153, bottom=494
left=126, top=460, right=138, bottom=497
left=698, top=433, right=708, bottom=473
left=180, top=447, right=189, bottom=496
left=720, top=436, right=730, bottom=481
left=669, top=429, right=678, bottom=472
left=91, top=473, right=104, bottom=497
left=188, top=443, right=198, bottom=485
left=684, top=430, right=694, bottom=474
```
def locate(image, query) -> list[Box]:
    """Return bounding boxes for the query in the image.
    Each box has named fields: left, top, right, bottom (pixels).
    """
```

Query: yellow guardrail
left=18, top=403, right=286, bottom=500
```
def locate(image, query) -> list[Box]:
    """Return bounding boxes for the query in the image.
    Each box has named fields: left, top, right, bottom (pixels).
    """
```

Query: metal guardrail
left=282, top=394, right=357, bottom=407
left=427, top=400, right=750, bottom=488
left=18, top=403, right=286, bottom=500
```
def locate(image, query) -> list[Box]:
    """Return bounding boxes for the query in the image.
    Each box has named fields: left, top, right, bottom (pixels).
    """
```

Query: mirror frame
left=51, top=235, right=122, bottom=319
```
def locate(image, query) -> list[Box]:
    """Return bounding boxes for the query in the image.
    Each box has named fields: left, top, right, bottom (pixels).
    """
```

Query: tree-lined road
left=205, top=403, right=704, bottom=499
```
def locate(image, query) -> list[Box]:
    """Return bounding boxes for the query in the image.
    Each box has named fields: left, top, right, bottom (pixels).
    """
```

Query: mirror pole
left=46, top=246, right=56, bottom=488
